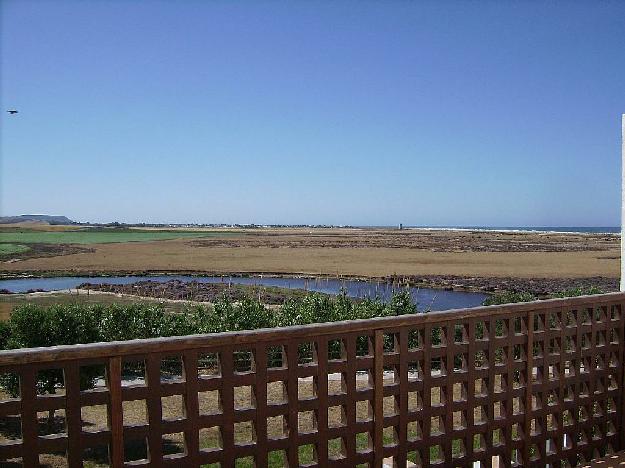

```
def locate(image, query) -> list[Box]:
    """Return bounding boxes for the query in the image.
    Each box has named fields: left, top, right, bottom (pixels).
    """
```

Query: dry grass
left=2, top=228, right=619, bottom=279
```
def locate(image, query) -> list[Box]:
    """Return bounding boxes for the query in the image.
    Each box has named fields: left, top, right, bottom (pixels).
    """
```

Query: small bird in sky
left=6, top=109, right=18, bottom=115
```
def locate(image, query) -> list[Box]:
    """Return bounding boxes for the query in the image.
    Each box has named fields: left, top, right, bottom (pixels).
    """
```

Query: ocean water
left=406, top=226, right=620, bottom=234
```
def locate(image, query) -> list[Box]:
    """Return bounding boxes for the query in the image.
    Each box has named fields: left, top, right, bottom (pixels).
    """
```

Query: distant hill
left=0, top=214, right=75, bottom=225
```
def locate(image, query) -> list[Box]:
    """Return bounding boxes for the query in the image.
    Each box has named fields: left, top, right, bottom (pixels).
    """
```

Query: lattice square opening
left=36, top=368, right=65, bottom=396
left=266, top=345, right=286, bottom=369
left=430, top=416, right=444, bottom=436
left=298, top=341, right=318, bottom=365
left=80, top=363, right=106, bottom=391
left=430, top=444, right=443, bottom=463
left=475, top=350, right=488, bottom=369
left=408, top=360, right=423, bottom=382
left=0, top=411, right=21, bottom=442
left=383, top=333, right=398, bottom=353
left=513, top=316, right=527, bottom=335
left=383, top=426, right=398, bottom=447
left=356, top=431, right=373, bottom=453
left=328, top=405, right=346, bottom=428
left=267, top=415, right=288, bottom=440
left=431, top=326, right=446, bottom=346
left=356, top=370, right=373, bottom=390
left=299, top=444, right=317, bottom=465
left=383, top=365, right=398, bottom=384
left=475, top=378, right=488, bottom=397
left=407, top=390, right=423, bottom=413
left=383, top=395, right=398, bottom=417
left=547, top=413, right=559, bottom=431
left=233, top=349, right=255, bottom=373
left=513, top=369, right=526, bottom=389
left=83, top=445, right=109, bottom=466
left=356, top=335, right=372, bottom=356
left=329, top=437, right=346, bottom=460
left=199, top=389, right=222, bottom=415
left=493, top=429, right=506, bottom=447
left=199, top=426, right=222, bottom=451
left=430, top=356, right=447, bottom=376
left=512, top=422, right=524, bottom=441
left=123, top=399, right=147, bottom=426
left=453, top=353, right=468, bottom=373
left=236, top=456, right=254, bottom=467
left=163, top=431, right=186, bottom=458
left=328, top=372, right=346, bottom=396
left=162, top=394, right=185, bottom=421
left=298, top=410, right=317, bottom=434
left=298, top=377, right=317, bottom=401
left=121, top=360, right=146, bottom=386
left=356, top=400, right=373, bottom=422
left=453, top=382, right=467, bottom=402
left=408, top=420, right=423, bottom=442
left=408, top=328, right=424, bottom=350
left=453, top=323, right=469, bottom=344
left=431, top=386, right=445, bottom=407
left=452, top=438, right=466, bottom=459
left=548, top=312, right=561, bottom=330
left=328, top=339, right=346, bottom=361
left=513, top=396, right=524, bottom=415
left=493, top=400, right=505, bottom=420
left=495, top=318, right=508, bottom=337
left=81, top=404, right=108, bottom=433
left=494, top=347, right=507, bottom=366
left=408, top=451, right=422, bottom=466
left=473, top=433, right=486, bottom=453
left=124, top=437, right=148, bottom=463
left=234, top=385, right=256, bottom=411
left=267, top=380, right=287, bottom=405
left=161, top=355, right=184, bottom=382
left=234, top=421, right=255, bottom=446
left=475, top=320, right=489, bottom=340
left=198, top=352, right=220, bottom=377
left=453, top=410, right=467, bottom=430
left=494, top=374, right=507, bottom=393
left=268, top=450, right=287, bottom=466
left=474, top=406, right=487, bottom=425
left=37, top=407, right=66, bottom=437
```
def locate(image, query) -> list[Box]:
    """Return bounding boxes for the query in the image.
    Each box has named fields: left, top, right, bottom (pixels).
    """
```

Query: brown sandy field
left=1, top=228, right=619, bottom=280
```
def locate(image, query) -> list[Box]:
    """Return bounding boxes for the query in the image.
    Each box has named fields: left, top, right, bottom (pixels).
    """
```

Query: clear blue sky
left=1, top=1, right=624, bottom=226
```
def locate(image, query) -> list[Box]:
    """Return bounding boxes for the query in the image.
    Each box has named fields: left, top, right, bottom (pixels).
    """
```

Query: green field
left=0, top=243, right=30, bottom=256
left=0, top=229, right=233, bottom=244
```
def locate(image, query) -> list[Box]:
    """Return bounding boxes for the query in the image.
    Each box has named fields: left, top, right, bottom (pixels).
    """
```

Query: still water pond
left=0, top=275, right=488, bottom=311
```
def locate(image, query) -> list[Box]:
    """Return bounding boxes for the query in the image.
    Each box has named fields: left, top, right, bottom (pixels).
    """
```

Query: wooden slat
left=145, top=355, right=163, bottom=466
left=64, top=361, right=83, bottom=467
left=108, top=356, right=124, bottom=468
left=19, top=368, right=38, bottom=467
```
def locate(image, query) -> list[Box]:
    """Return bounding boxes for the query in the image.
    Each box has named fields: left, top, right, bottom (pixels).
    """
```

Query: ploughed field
left=0, top=226, right=619, bottom=286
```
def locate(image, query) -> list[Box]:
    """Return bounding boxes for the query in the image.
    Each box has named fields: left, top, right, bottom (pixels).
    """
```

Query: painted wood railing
left=0, top=293, right=624, bottom=467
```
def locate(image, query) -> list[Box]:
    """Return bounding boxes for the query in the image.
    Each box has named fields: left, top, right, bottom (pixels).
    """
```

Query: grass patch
left=0, top=229, right=236, bottom=245
left=0, top=244, right=30, bottom=256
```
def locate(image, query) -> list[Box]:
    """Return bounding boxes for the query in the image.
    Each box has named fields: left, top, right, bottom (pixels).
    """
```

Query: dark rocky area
left=78, top=279, right=324, bottom=305
left=400, top=275, right=618, bottom=297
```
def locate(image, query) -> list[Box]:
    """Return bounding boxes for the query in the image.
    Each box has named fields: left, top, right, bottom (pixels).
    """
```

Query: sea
left=399, top=226, right=620, bottom=234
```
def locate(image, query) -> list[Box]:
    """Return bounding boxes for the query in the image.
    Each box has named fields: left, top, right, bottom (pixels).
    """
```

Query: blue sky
left=1, top=1, right=624, bottom=226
